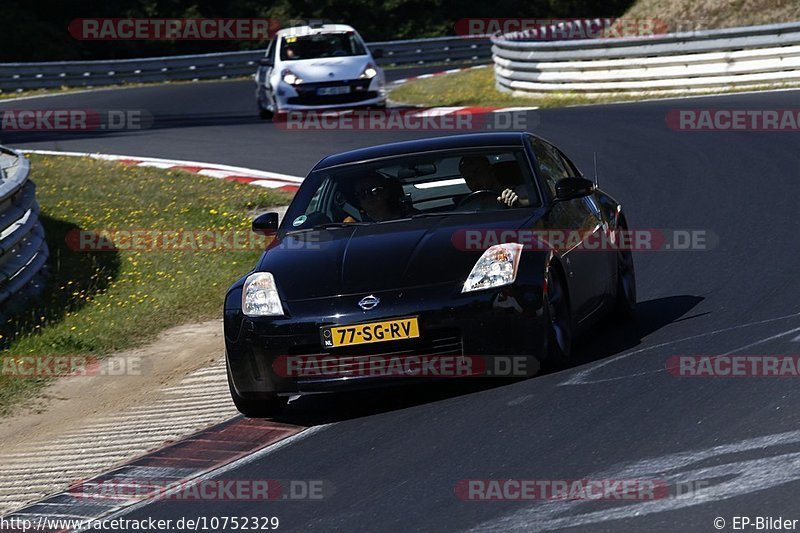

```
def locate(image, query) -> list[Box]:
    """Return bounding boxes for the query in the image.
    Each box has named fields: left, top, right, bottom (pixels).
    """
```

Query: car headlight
left=243, top=272, right=285, bottom=316
left=281, top=69, right=303, bottom=85
left=359, top=63, right=378, bottom=79
left=462, top=243, right=523, bottom=293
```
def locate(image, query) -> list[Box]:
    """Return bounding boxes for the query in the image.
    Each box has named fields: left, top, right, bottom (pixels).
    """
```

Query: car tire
left=614, top=236, right=636, bottom=320
left=226, top=360, right=287, bottom=418
left=543, top=266, right=573, bottom=368
left=258, top=91, right=276, bottom=120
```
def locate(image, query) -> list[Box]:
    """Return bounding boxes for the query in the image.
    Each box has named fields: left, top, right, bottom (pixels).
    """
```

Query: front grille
left=277, top=326, right=467, bottom=385
left=287, top=78, right=377, bottom=106
left=287, top=91, right=379, bottom=106
left=287, top=329, right=460, bottom=356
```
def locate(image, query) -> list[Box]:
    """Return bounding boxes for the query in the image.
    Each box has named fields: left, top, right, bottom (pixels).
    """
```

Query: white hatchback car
left=255, top=23, right=387, bottom=119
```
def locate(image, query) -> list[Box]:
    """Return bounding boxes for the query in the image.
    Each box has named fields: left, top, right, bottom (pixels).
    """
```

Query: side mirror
left=555, top=177, right=594, bottom=201
left=252, top=212, right=279, bottom=234
left=259, top=57, right=274, bottom=67
left=371, top=48, right=384, bottom=59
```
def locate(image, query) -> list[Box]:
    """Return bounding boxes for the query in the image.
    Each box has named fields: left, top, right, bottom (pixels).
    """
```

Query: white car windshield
left=280, top=33, right=367, bottom=61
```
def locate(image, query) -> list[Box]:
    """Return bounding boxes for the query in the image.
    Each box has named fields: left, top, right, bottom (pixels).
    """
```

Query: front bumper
left=275, top=95, right=386, bottom=112
left=225, top=280, right=545, bottom=396
left=259, top=77, right=386, bottom=112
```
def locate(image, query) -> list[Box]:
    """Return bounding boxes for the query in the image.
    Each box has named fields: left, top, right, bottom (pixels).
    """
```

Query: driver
left=347, top=172, right=411, bottom=222
left=458, top=156, right=530, bottom=207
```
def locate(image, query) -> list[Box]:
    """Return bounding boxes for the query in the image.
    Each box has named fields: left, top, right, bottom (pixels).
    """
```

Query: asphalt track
left=3, top=73, right=800, bottom=532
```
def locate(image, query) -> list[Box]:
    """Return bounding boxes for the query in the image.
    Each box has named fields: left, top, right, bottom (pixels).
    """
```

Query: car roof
left=313, top=132, right=530, bottom=170
left=276, top=24, right=357, bottom=39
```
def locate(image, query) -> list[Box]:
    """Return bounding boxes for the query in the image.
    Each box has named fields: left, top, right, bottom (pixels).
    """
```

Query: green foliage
left=2, top=0, right=633, bottom=61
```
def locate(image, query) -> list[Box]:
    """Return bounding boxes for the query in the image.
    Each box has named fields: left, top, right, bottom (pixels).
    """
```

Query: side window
left=530, top=138, right=571, bottom=196
left=545, top=145, right=601, bottom=219
left=349, top=33, right=367, bottom=55
left=257, top=40, right=276, bottom=85
left=551, top=146, right=581, bottom=178
left=545, top=143, right=600, bottom=217
left=261, top=39, right=273, bottom=63
left=304, top=178, right=327, bottom=215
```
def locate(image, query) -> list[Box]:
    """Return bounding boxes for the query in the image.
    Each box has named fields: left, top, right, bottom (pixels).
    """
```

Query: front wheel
left=544, top=267, right=573, bottom=367
left=258, top=91, right=277, bottom=120
left=226, top=360, right=287, bottom=418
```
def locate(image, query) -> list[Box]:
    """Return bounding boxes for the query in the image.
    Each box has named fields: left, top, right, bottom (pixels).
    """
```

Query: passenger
left=458, top=156, right=530, bottom=207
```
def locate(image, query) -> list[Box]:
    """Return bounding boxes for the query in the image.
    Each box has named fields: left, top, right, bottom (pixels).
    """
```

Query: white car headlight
left=359, top=63, right=378, bottom=79
left=462, top=243, right=523, bottom=293
left=243, top=272, right=285, bottom=316
left=281, top=69, right=303, bottom=85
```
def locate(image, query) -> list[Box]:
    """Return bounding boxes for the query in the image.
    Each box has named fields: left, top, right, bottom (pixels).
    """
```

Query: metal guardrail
left=0, top=37, right=492, bottom=92
left=0, top=148, right=48, bottom=320
left=492, top=21, right=800, bottom=94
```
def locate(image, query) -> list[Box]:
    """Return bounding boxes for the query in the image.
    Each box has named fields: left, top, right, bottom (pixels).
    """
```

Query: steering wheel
left=456, top=189, right=502, bottom=209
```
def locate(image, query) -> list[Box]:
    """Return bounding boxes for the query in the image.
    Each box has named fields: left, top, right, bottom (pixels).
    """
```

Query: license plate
left=317, top=86, right=351, bottom=96
left=321, top=317, right=419, bottom=348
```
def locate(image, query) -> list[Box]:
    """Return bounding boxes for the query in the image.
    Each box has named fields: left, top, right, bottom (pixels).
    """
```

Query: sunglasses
left=357, top=186, right=386, bottom=199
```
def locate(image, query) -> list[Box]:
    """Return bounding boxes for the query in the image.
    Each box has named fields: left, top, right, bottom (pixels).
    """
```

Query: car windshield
left=280, top=32, right=367, bottom=61
left=283, top=148, right=539, bottom=231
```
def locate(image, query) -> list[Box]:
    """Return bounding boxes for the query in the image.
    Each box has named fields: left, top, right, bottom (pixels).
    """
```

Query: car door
left=529, top=137, right=608, bottom=322
left=551, top=143, right=615, bottom=307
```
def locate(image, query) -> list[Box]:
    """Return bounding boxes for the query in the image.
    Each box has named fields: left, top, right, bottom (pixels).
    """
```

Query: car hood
left=258, top=210, right=538, bottom=301
left=282, top=57, right=371, bottom=82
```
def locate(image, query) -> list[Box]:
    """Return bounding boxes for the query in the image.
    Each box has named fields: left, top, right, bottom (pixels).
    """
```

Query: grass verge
left=389, top=65, right=800, bottom=108
left=0, top=155, right=293, bottom=413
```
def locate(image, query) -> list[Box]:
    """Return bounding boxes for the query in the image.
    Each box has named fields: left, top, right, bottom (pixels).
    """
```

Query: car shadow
left=569, top=294, right=705, bottom=368
left=272, top=294, right=704, bottom=427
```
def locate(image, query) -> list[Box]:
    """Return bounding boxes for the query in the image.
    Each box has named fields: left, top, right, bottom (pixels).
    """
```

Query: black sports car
left=224, top=132, right=635, bottom=416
